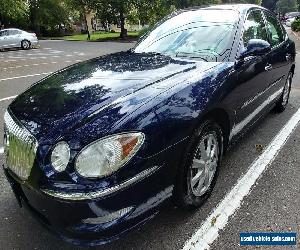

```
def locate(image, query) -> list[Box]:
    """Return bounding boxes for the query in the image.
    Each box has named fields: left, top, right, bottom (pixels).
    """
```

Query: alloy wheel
left=22, top=40, right=30, bottom=49
left=190, top=133, right=219, bottom=197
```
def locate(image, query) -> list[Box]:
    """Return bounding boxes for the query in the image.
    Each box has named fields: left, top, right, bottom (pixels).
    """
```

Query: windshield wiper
left=174, top=52, right=208, bottom=62
left=129, top=50, right=168, bottom=57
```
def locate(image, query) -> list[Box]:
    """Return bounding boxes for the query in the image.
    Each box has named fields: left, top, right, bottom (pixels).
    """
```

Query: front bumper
left=30, top=39, right=39, bottom=48
left=3, top=166, right=173, bottom=246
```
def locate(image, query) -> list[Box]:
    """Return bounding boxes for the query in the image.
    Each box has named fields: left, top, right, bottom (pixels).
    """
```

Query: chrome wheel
left=190, top=133, right=219, bottom=197
left=282, top=75, right=292, bottom=106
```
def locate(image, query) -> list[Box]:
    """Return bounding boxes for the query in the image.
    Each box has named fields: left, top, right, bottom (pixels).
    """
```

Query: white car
left=0, top=28, right=39, bottom=50
left=285, top=17, right=296, bottom=27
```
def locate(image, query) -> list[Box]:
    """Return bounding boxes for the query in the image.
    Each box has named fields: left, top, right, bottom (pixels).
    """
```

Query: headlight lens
left=75, top=132, right=145, bottom=178
left=51, top=141, right=70, bottom=172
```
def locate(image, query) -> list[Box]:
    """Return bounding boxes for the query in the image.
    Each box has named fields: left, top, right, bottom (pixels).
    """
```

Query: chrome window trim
left=41, top=165, right=160, bottom=201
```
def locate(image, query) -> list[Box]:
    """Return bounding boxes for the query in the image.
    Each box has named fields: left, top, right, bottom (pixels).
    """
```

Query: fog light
left=82, top=207, right=133, bottom=224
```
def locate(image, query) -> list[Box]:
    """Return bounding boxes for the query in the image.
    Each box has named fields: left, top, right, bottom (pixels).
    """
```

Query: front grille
left=4, top=111, right=38, bottom=180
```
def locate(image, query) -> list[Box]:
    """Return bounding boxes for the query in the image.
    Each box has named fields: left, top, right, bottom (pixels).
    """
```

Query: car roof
left=2, top=28, right=22, bottom=32
left=183, top=4, right=268, bottom=14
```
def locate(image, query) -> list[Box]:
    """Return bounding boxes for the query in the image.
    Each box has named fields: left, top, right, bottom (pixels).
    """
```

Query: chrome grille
left=4, top=111, right=38, bottom=180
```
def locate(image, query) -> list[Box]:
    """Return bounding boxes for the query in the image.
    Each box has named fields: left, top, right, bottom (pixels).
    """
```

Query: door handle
left=286, top=53, right=292, bottom=61
left=265, top=63, right=273, bottom=71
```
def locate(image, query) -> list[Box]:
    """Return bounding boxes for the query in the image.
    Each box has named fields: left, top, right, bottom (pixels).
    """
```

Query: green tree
left=28, top=0, right=71, bottom=36
left=0, top=0, right=29, bottom=28
left=133, top=0, right=176, bottom=25
left=261, top=0, right=279, bottom=11
left=188, top=0, right=221, bottom=5
left=65, top=0, right=93, bottom=33
left=177, top=0, right=188, bottom=7
left=90, top=0, right=135, bottom=38
left=276, top=0, right=298, bottom=13
left=78, top=0, right=177, bottom=38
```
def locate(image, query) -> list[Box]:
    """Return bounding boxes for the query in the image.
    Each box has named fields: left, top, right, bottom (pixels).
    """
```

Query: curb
left=292, top=31, right=300, bottom=41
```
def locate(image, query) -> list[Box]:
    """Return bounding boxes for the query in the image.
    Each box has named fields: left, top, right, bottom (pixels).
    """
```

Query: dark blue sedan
left=3, top=4, right=295, bottom=246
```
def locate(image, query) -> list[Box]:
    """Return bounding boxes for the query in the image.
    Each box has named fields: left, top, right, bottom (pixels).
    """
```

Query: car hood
left=9, top=52, right=219, bottom=142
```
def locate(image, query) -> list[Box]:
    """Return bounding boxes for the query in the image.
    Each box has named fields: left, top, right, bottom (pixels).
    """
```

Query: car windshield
left=134, top=9, right=239, bottom=62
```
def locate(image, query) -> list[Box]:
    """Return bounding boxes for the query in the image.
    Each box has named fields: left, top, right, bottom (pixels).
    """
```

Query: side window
left=8, top=30, right=18, bottom=35
left=1, top=30, right=8, bottom=36
left=264, top=12, right=284, bottom=47
left=243, top=10, right=268, bottom=46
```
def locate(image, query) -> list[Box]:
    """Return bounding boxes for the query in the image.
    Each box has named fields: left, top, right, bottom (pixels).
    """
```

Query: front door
left=230, top=9, right=271, bottom=138
left=263, top=11, right=290, bottom=93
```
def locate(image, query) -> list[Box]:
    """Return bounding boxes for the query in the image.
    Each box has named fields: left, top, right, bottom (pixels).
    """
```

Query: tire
left=275, top=72, right=293, bottom=113
left=21, top=40, right=31, bottom=50
left=174, top=120, right=223, bottom=209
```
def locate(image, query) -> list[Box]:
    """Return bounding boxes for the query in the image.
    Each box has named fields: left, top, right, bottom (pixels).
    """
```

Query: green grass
left=63, top=31, right=139, bottom=41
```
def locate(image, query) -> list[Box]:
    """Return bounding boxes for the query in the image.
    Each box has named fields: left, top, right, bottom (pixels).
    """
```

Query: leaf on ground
left=211, top=214, right=220, bottom=227
left=255, top=144, right=264, bottom=153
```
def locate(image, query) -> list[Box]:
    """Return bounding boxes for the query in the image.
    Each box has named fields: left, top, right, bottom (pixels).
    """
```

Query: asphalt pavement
left=0, top=36, right=299, bottom=250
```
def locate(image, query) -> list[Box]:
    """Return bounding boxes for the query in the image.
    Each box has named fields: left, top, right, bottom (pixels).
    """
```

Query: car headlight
left=51, top=141, right=70, bottom=172
left=75, top=132, right=145, bottom=178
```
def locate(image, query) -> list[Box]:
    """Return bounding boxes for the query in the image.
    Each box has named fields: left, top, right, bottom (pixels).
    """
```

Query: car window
left=0, top=30, right=9, bottom=36
left=264, top=12, right=284, bottom=47
left=8, top=30, right=18, bottom=35
left=243, top=10, right=268, bottom=46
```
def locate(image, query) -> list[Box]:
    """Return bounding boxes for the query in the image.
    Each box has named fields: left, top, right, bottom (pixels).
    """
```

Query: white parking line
left=2, top=61, right=58, bottom=70
left=0, top=147, right=3, bottom=154
left=3, top=58, right=44, bottom=62
left=2, top=54, right=84, bottom=62
left=0, top=47, right=51, bottom=53
left=2, top=59, right=82, bottom=71
left=183, top=107, right=300, bottom=250
left=0, top=95, right=17, bottom=102
left=0, top=72, right=52, bottom=82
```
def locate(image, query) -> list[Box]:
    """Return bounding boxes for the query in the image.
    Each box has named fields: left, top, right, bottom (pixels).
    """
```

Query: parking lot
left=0, top=36, right=299, bottom=249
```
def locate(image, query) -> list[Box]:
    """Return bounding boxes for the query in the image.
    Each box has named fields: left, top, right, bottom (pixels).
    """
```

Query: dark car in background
left=3, top=4, right=295, bottom=246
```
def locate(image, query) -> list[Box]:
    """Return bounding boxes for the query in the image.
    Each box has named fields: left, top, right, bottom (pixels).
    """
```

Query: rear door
left=11, top=30, right=23, bottom=46
left=6, top=30, right=19, bottom=47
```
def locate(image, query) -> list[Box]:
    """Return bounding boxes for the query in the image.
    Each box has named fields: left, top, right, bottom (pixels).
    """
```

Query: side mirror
left=239, top=39, right=271, bottom=60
